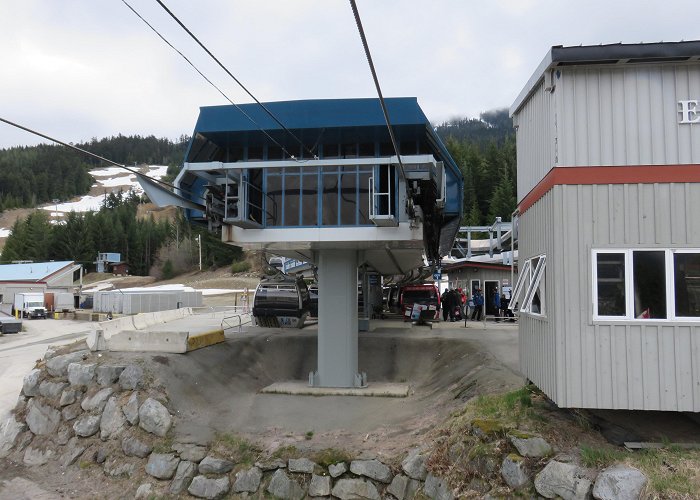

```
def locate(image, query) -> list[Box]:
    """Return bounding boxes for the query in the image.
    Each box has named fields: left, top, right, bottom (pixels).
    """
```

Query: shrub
left=231, top=260, right=251, bottom=273
left=161, top=259, right=175, bottom=280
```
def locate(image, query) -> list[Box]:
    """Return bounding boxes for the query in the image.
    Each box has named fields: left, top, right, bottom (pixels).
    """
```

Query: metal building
left=510, top=41, right=700, bottom=411
left=0, top=261, right=81, bottom=315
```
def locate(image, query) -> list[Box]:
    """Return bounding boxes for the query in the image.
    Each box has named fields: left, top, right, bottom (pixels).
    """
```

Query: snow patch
left=0, top=228, right=11, bottom=238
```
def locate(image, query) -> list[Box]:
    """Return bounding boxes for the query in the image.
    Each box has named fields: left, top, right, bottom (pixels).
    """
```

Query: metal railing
left=221, top=312, right=252, bottom=334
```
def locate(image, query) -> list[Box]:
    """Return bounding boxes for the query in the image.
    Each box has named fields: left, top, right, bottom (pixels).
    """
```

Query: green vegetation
left=579, top=444, right=629, bottom=468
left=230, top=260, right=251, bottom=273
left=212, top=433, right=260, bottom=466
left=270, top=445, right=301, bottom=461
left=305, top=430, right=314, bottom=440
left=161, top=259, right=175, bottom=280
left=311, top=448, right=352, bottom=468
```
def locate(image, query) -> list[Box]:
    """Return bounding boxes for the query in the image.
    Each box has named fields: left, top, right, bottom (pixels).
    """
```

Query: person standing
left=471, top=289, right=484, bottom=321
left=493, top=289, right=501, bottom=322
left=441, top=289, right=449, bottom=321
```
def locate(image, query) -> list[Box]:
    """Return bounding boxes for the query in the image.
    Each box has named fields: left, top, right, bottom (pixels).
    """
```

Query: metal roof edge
left=510, top=48, right=553, bottom=117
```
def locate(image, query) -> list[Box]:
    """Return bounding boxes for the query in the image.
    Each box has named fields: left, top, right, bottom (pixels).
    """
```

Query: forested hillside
left=435, top=108, right=516, bottom=224
left=0, top=135, right=188, bottom=212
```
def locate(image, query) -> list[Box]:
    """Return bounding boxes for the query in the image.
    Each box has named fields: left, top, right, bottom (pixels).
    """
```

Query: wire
left=120, top=0, right=305, bottom=163
left=348, top=0, right=405, bottom=180
left=153, top=0, right=318, bottom=160
left=0, top=116, right=206, bottom=205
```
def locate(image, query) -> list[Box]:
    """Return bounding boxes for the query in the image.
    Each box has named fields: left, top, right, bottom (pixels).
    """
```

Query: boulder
left=387, top=474, right=410, bottom=500
left=26, top=399, right=61, bottom=436
left=67, top=363, right=96, bottom=386
left=308, top=474, right=331, bottom=497
left=55, top=423, right=74, bottom=445
left=535, top=460, right=592, bottom=500
left=119, top=365, right=144, bottom=390
left=350, top=459, right=393, bottom=483
left=592, top=464, right=648, bottom=500
left=123, top=391, right=140, bottom=425
left=188, top=475, right=230, bottom=499
left=406, top=479, right=422, bottom=499
left=198, top=455, right=235, bottom=474
left=73, top=414, right=101, bottom=437
left=59, top=437, right=86, bottom=467
left=103, top=457, right=136, bottom=477
left=331, top=478, right=380, bottom=500
left=145, top=453, right=180, bottom=480
left=288, top=457, right=316, bottom=473
left=501, top=454, right=529, bottom=490
left=96, top=365, right=125, bottom=386
left=466, top=478, right=491, bottom=495
left=234, top=466, right=263, bottom=493
left=22, top=369, right=43, bottom=397
left=39, top=380, right=68, bottom=399
left=173, top=442, right=207, bottom=462
left=59, top=388, right=81, bottom=407
left=121, top=435, right=153, bottom=458
left=471, top=418, right=509, bottom=439
left=138, top=398, right=172, bottom=437
left=81, top=387, right=114, bottom=412
left=256, top=458, right=287, bottom=471
left=402, top=448, right=428, bottom=480
left=509, top=432, right=553, bottom=458
left=61, top=403, right=82, bottom=421
left=96, top=447, right=109, bottom=464
left=169, top=460, right=197, bottom=495
left=423, top=474, right=454, bottom=500
left=100, top=396, right=126, bottom=440
left=15, top=431, right=33, bottom=453
left=328, top=461, right=347, bottom=477
left=267, top=469, right=305, bottom=500
left=14, top=396, right=27, bottom=415
left=46, top=350, right=89, bottom=377
left=0, top=417, right=27, bottom=458
left=135, top=483, right=153, bottom=500
left=23, top=444, right=56, bottom=466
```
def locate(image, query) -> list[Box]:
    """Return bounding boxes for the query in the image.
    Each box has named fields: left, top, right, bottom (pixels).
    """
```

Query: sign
left=679, top=100, right=700, bottom=124
left=433, top=269, right=442, bottom=281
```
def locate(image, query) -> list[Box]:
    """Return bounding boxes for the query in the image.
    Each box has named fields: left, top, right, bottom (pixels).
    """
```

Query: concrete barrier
left=106, top=330, right=189, bottom=353
left=187, top=329, right=225, bottom=352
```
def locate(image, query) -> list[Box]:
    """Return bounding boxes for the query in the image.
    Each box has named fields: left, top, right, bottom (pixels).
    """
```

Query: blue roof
left=0, top=261, right=75, bottom=282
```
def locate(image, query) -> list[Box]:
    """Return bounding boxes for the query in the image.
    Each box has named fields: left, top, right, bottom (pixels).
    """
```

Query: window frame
left=508, top=254, right=547, bottom=318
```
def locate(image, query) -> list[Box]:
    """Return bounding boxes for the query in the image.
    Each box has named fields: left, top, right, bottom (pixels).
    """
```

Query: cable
left=120, top=0, right=303, bottom=163
left=153, top=0, right=318, bottom=160
left=0, top=116, right=206, bottom=205
left=348, top=0, right=406, bottom=180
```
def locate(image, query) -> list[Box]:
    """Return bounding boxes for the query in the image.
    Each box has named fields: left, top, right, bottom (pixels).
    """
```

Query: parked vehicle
left=13, top=292, right=47, bottom=319
left=253, top=275, right=310, bottom=328
left=399, top=284, right=440, bottom=321
left=308, top=284, right=319, bottom=317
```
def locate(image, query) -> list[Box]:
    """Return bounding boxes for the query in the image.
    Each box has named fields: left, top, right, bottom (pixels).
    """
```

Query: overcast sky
left=0, top=0, right=697, bottom=150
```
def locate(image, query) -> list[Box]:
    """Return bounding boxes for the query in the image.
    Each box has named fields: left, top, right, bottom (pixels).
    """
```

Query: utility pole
left=197, top=234, right=202, bottom=271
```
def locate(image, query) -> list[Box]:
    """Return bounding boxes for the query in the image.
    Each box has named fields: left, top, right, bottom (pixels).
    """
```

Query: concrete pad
left=187, top=329, right=225, bottom=351
left=106, top=330, right=189, bottom=353
left=260, top=381, right=410, bottom=398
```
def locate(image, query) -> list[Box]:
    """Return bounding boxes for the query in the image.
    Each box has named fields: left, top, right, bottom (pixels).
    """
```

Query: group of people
left=440, top=288, right=466, bottom=321
left=440, top=286, right=515, bottom=322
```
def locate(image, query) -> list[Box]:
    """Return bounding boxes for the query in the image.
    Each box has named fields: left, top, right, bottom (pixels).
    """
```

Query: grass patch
left=231, top=260, right=251, bottom=273
left=579, top=445, right=628, bottom=468
left=78, top=460, right=93, bottom=469
left=270, top=445, right=301, bottom=461
left=312, top=448, right=352, bottom=468
left=152, top=435, right=174, bottom=454
left=213, top=433, right=260, bottom=465
left=305, top=431, right=314, bottom=440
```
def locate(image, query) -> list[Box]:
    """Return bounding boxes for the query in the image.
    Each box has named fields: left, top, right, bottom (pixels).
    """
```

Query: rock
left=138, top=398, right=172, bottom=437
left=328, top=461, right=348, bottom=477
left=103, top=457, right=136, bottom=477
left=267, top=469, right=305, bottom=500
left=535, top=460, right=593, bottom=500
left=59, top=388, right=81, bottom=407
left=465, top=455, right=499, bottom=477
left=387, top=474, right=410, bottom=500
left=234, top=466, right=263, bottom=493
left=288, top=457, right=316, bottom=473
left=406, top=479, right=422, bottom=499
left=466, top=478, right=491, bottom=495
left=423, top=474, right=454, bottom=500
left=119, top=365, right=144, bottom=390
left=471, top=418, right=508, bottom=439
left=14, top=396, right=28, bottom=415
left=96, top=447, right=109, bottom=464
left=188, top=475, right=230, bottom=499
left=509, top=432, right=553, bottom=458
left=331, top=478, right=380, bottom=500
left=121, top=435, right=153, bottom=458
left=59, top=437, right=86, bottom=467
left=15, top=431, right=33, bottom=452
left=0, top=417, right=27, bottom=458
left=46, top=349, right=89, bottom=377
left=145, top=453, right=180, bottom=479
left=592, top=464, right=648, bottom=500
left=23, top=444, right=56, bottom=466
left=55, top=423, right=74, bottom=445
left=73, top=414, right=101, bottom=437
left=100, top=396, right=126, bottom=440
left=67, top=363, right=96, bottom=386
left=61, top=403, right=82, bottom=421
left=81, top=387, right=113, bottom=412
left=198, top=455, right=235, bottom=474
left=22, top=369, right=43, bottom=397
left=350, top=459, right=393, bottom=483
left=96, top=365, right=125, bottom=386
left=135, top=483, right=153, bottom=500
left=256, top=458, right=287, bottom=470
left=173, top=442, right=207, bottom=462
left=501, top=454, right=529, bottom=490
left=39, top=380, right=68, bottom=399
left=402, top=448, right=428, bottom=480
left=308, top=474, right=331, bottom=497
left=170, top=460, right=197, bottom=494
left=26, top=399, right=61, bottom=436
left=123, top=391, right=140, bottom=425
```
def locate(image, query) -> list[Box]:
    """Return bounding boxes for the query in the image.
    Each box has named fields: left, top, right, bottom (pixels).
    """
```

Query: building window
left=592, top=249, right=700, bottom=321
left=509, top=254, right=546, bottom=316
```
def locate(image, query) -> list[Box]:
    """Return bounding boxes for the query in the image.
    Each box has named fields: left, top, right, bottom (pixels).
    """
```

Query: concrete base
left=261, top=381, right=410, bottom=398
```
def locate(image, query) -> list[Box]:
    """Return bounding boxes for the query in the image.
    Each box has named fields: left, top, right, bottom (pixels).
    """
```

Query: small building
left=510, top=41, right=700, bottom=411
left=445, top=258, right=518, bottom=318
left=108, top=262, right=129, bottom=276
left=0, top=261, right=82, bottom=315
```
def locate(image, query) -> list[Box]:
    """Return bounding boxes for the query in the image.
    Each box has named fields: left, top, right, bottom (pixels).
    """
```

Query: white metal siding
left=550, top=182, right=700, bottom=411
left=514, top=81, right=556, bottom=201
left=557, top=64, right=700, bottom=167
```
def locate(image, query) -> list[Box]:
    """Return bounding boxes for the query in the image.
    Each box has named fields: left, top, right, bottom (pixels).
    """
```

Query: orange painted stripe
left=518, top=164, right=700, bottom=213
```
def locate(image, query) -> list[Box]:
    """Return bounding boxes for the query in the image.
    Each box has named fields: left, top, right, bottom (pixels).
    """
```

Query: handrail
left=221, top=313, right=252, bottom=334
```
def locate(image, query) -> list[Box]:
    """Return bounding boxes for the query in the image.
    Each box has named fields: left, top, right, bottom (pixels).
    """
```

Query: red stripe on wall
left=518, top=164, right=700, bottom=213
